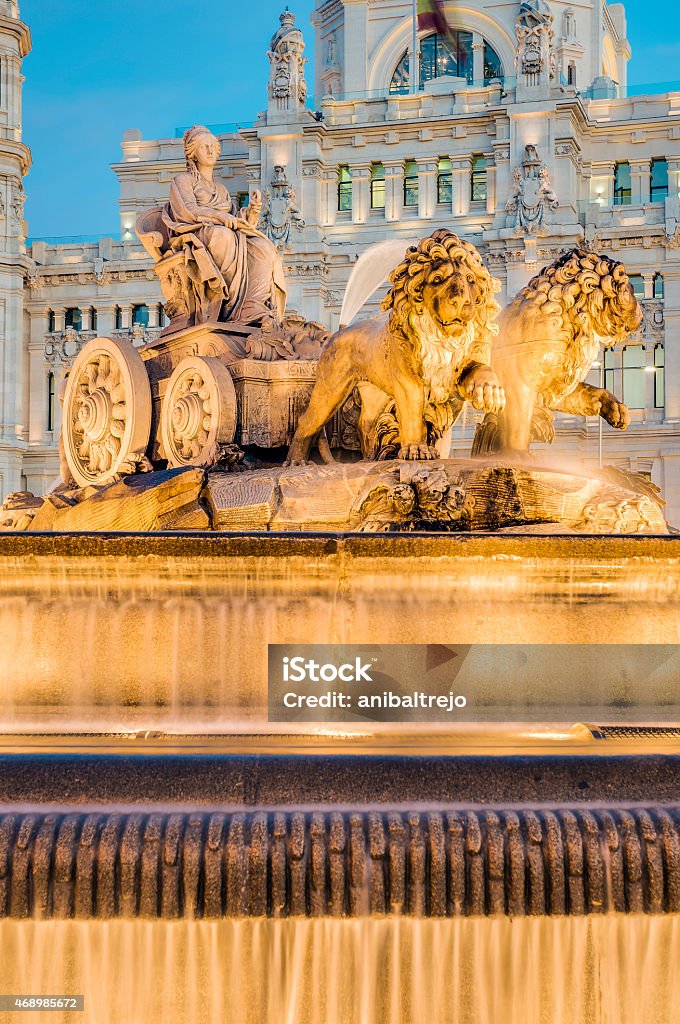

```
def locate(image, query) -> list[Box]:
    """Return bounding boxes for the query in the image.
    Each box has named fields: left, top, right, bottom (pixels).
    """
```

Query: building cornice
left=0, top=14, right=30, bottom=57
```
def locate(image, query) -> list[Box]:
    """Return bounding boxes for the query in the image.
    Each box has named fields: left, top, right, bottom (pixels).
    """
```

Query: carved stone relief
left=506, top=145, right=559, bottom=234
left=260, top=165, right=305, bottom=251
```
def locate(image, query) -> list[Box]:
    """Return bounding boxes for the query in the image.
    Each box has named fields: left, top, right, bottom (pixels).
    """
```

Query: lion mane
left=510, top=248, right=641, bottom=349
left=381, top=229, right=502, bottom=368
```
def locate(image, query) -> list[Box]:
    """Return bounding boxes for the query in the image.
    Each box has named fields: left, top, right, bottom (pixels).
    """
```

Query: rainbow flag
left=416, top=0, right=455, bottom=44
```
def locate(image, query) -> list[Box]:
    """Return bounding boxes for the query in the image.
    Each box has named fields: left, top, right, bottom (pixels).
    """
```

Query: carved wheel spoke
left=160, top=355, right=236, bottom=468
left=63, top=336, right=152, bottom=487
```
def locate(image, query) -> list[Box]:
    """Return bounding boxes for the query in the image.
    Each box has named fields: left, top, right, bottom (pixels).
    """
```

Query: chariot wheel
left=62, top=336, right=152, bottom=488
left=160, top=355, right=237, bottom=468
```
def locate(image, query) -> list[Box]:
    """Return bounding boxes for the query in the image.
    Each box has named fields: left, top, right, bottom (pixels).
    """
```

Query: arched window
left=370, top=163, right=385, bottom=210
left=337, top=165, right=352, bottom=212
left=614, top=162, right=631, bottom=206
left=470, top=155, right=487, bottom=202
left=390, top=31, right=503, bottom=94
left=653, top=273, right=664, bottom=299
left=437, top=158, right=452, bottom=204
left=651, top=159, right=668, bottom=202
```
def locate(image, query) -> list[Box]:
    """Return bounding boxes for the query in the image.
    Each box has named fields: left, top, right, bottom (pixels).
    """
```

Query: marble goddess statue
left=158, top=125, right=287, bottom=327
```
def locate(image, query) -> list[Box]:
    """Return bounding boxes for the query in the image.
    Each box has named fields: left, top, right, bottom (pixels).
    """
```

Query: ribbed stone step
left=2, top=806, right=680, bottom=919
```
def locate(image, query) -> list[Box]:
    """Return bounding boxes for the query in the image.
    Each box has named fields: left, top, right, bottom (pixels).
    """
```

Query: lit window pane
left=622, top=346, right=645, bottom=409
left=471, top=155, right=487, bottom=202
left=651, top=159, right=668, bottom=202
left=370, top=163, right=385, bottom=209
left=404, top=160, right=419, bottom=207
left=614, top=162, right=631, bottom=206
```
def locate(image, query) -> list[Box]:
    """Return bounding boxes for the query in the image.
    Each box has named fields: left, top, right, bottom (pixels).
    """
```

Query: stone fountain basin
left=2, top=754, right=680, bottom=919
left=0, top=533, right=679, bottom=732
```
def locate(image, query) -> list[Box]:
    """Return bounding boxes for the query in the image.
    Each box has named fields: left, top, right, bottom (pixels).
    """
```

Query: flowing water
left=0, top=535, right=679, bottom=731
left=2, top=915, right=679, bottom=1024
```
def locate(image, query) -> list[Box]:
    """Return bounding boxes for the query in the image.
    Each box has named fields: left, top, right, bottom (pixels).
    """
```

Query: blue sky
left=21, top=0, right=679, bottom=238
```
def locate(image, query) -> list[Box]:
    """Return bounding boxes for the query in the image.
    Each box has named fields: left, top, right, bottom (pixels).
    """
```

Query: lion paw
left=398, top=444, right=440, bottom=461
left=461, top=366, right=506, bottom=414
left=600, top=393, right=630, bottom=430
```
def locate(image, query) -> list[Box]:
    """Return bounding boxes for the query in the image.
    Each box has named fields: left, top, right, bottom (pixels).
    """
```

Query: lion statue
left=287, top=230, right=506, bottom=465
left=472, top=248, right=643, bottom=456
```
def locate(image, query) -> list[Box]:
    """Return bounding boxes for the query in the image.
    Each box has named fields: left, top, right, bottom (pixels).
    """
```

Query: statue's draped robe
left=162, top=173, right=286, bottom=325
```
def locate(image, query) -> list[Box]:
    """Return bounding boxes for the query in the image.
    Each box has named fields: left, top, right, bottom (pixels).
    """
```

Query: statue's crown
left=280, top=8, right=295, bottom=30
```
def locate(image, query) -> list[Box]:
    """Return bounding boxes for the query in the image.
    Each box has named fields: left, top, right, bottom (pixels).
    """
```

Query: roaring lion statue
left=287, top=230, right=506, bottom=464
left=472, top=248, right=643, bottom=455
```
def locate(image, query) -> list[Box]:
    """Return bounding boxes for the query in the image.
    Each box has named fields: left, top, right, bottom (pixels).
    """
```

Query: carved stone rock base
left=2, top=459, right=667, bottom=534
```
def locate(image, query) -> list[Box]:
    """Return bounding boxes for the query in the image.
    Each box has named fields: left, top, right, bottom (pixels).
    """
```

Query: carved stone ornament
left=62, top=336, right=152, bottom=488
left=11, top=181, right=25, bottom=228
left=44, top=327, right=93, bottom=367
left=260, top=165, right=305, bottom=251
left=515, top=0, right=555, bottom=81
left=267, top=9, right=308, bottom=109
left=506, top=145, right=559, bottom=234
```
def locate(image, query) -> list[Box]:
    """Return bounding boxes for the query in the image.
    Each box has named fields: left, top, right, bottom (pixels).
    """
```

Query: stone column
left=53, top=308, right=66, bottom=332
left=384, top=162, right=403, bottom=222
left=147, top=304, right=159, bottom=329
left=472, top=37, right=484, bottom=85
left=321, top=167, right=338, bottom=227
left=28, top=309, right=49, bottom=445
left=351, top=164, right=371, bottom=225
left=630, top=158, right=651, bottom=205
left=81, top=307, right=91, bottom=332
left=342, top=0, right=368, bottom=95
left=452, top=157, right=472, bottom=216
left=96, top=304, right=117, bottom=338
left=492, top=145, right=511, bottom=223
left=120, top=306, right=132, bottom=330
left=418, top=159, right=438, bottom=220
left=662, top=268, right=680, bottom=421
left=485, top=157, right=497, bottom=215
left=668, top=157, right=680, bottom=198
left=643, top=274, right=655, bottom=300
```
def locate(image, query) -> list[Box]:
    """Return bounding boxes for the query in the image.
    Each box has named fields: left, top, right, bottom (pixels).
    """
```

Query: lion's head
left=514, top=249, right=643, bottom=347
left=381, top=230, right=502, bottom=350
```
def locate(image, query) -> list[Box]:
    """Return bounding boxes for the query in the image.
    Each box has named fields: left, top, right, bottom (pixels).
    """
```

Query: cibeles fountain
left=2, top=122, right=680, bottom=1024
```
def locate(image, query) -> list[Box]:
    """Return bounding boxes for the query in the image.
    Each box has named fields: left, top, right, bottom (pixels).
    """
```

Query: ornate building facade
left=6, top=0, right=680, bottom=522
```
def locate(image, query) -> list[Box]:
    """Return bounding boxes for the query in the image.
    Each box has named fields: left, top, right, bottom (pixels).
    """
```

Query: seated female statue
left=162, top=125, right=287, bottom=326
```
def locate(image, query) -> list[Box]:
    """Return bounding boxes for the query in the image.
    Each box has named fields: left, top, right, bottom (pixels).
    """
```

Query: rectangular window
left=337, top=165, right=352, bottom=212
left=651, top=158, right=669, bottom=203
left=629, top=274, right=645, bottom=299
left=47, top=372, right=55, bottom=432
left=90, top=308, right=97, bottom=332
left=655, top=345, right=665, bottom=409
left=132, top=304, right=149, bottom=326
left=403, top=160, right=419, bottom=207
left=115, top=306, right=123, bottom=330
left=471, top=155, right=487, bottom=202
left=65, top=307, right=82, bottom=331
left=48, top=310, right=55, bottom=333
left=370, top=163, right=385, bottom=210
left=622, top=345, right=645, bottom=409
left=614, top=162, right=631, bottom=206
left=437, top=158, right=452, bottom=204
